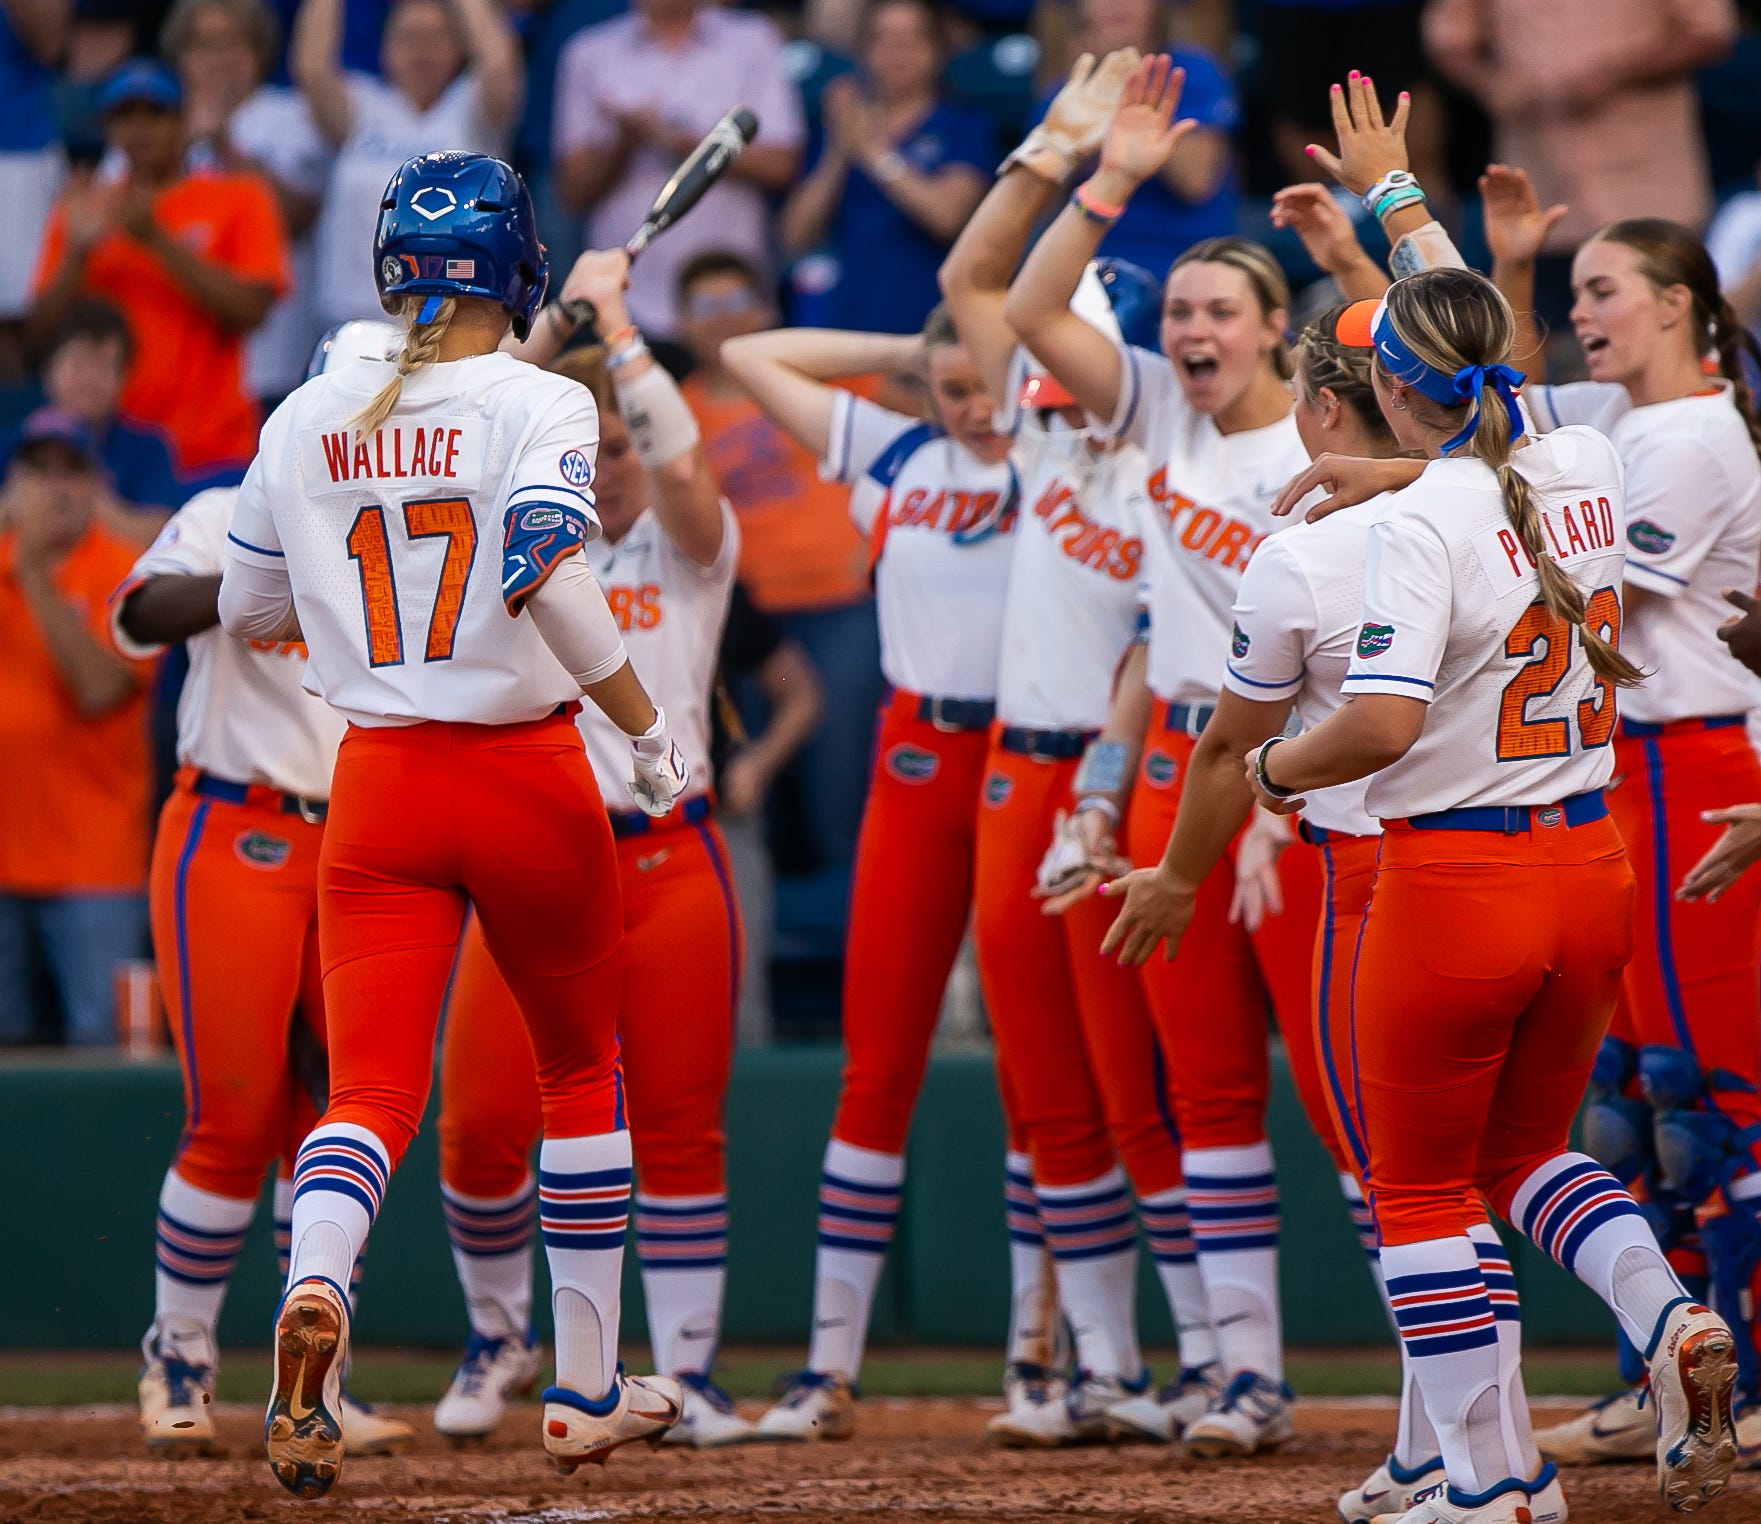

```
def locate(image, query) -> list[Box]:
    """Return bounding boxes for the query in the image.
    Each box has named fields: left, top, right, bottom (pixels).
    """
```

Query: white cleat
left=1535, top=1386, right=1653, bottom=1465
left=1647, top=1300, right=1739, bottom=1512
left=1371, top=1464, right=1567, bottom=1524
left=1183, top=1371, right=1295, bottom=1459
left=994, top=1368, right=1150, bottom=1448
left=434, top=1330, right=545, bottom=1442
left=753, top=1370, right=858, bottom=1442
left=542, top=1369, right=682, bottom=1471
left=986, top=1362, right=1070, bottom=1448
left=1109, top=1361, right=1226, bottom=1443
left=339, top=1390, right=414, bottom=1455
left=662, top=1372, right=755, bottom=1448
left=1339, top=1454, right=1446, bottom=1523
left=264, top=1279, right=350, bottom=1500
left=138, top=1328, right=219, bottom=1457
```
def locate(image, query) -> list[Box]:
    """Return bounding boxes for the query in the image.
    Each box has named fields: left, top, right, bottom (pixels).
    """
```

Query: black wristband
left=1255, top=737, right=1300, bottom=800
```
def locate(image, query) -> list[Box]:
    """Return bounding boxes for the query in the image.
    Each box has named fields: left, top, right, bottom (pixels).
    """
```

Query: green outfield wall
left=0, top=1046, right=1611, bottom=1351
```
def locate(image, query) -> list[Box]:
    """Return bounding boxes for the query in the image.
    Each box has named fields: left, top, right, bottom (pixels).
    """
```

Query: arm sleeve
left=820, top=390, right=929, bottom=527
left=223, top=454, right=285, bottom=567
left=524, top=552, right=631, bottom=687
left=1621, top=434, right=1731, bottom=598
left=1222, top=537, right=1316, bottom=703
left=1341, top=516, right=1453, bottom=702
left=1101, top=340, right=1185, bottom=452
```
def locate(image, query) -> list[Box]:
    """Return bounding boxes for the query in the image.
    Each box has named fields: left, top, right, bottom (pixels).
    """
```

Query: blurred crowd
left=6, top=0, right=1761, bottom=1045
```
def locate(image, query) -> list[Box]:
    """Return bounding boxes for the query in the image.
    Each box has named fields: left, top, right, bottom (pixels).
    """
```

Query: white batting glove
left=1006, top=48, right=1140, bottom=183
left=629, top=705, right=690, bottom=818
left=1032, top=806, right=1129, bottom=916
left=1228, top=806, right=1293, bottom=932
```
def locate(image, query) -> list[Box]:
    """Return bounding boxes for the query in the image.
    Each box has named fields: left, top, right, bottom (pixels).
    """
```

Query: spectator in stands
left=294, top=0, right=521, bottom=330
left=1029, top=0, right=1236, bottom=279
left=1427, top=0, right=1737, bottom=323
left=0, top=407, right=154, bottom=1046
left=0, top=0, right=70, bottom=387
left=27, top=59, right=289, bottom=484
left=780, top=0, right=989, bottom=334
left=166, top=0, right=330, bottom=406
left=553, top=0, right=803, bottom=339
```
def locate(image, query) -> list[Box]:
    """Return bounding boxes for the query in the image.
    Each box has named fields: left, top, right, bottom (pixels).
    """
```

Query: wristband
left=1254, top=737, right=1301, bottom=801
left=632, top=703, right=671, bottom=757
left=1073, top=737, right=1130, bottom=796
left=1075, top=795, right=1121, bottom=826
left=606, top=333, right=651, bottom=371
left=1360, top=169, right=1419, bottom=217
left=871, top=151, right=908, bottom=185
left=1071, top=181, right=1125, bottom=225
left=1373, top=186, right=1428, bottom=224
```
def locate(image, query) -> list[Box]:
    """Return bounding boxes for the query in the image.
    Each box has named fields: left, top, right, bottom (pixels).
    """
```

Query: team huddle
left=108, top=40, right=1761, bottom=1524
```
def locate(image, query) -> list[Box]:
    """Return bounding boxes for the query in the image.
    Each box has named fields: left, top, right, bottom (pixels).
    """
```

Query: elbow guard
left=502, top=502, right=593, bottom=613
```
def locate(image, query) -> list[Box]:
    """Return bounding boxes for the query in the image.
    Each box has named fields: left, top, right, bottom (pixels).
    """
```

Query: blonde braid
left=349, top=296, right=458, bottom=439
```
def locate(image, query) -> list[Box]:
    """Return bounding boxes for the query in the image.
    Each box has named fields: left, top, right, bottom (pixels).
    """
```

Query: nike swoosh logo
left=815, top=1318, right=849, bottom=1329
left=1215, top=1312, right=1251, bottom=1327
left=288, top=1354, right=314, bottom=1421
left=1360, top=1489, right=1388, bottom=1504
left=635, top=1398, right=682, bottom=1423
left=636, top=849, right=672, bottom=872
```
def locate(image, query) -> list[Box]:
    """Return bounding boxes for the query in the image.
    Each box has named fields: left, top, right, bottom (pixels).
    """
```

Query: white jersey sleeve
left=227, top=446, right=287, bottom=568
left=1222, top=534, right=1315, bottom=704
left=1526, top=381, right=1632, bottom=435
left=113, top=489, right=231, bottom=657
left=1102, top=342, right=1188, bottom=453
left=1620, top=430, right=1735, bottom=598
left=822, top=392, right=936, bottom=535
left=1341, top=516, right=1455, bottom=703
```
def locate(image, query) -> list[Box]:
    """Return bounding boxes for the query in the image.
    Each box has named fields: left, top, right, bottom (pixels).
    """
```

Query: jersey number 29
left=1495, top=587, right=1621, bottom=762
left=347, top=498, right=478, bottom=667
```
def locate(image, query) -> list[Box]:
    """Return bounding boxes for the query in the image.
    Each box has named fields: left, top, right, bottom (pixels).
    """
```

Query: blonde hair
left=1295, top=306, right=1395, bottom=452
left=1381, top=270, right=1642, bottom=690
left=1169, top=237, right=1294, bottom=381
left=349, top=295, right=457, bottom=439
left=549, top=344, right=618, bottom=422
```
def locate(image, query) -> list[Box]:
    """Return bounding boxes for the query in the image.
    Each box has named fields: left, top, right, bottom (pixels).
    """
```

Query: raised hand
left=1041, top=48, right=1141, bottom=162
left=1479, top=164, right=1568, bottom=266
left=1095, top=53, right=1195, bottom=195
left=1308, top=70, right=1410, bottom=197
left=1271, top=183, right=1371, bottom=279
left=560, top=249, right=633, bottom=327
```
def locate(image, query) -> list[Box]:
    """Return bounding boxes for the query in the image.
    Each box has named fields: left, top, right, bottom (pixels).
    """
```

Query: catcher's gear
left=1033, top=807, right=1129, bottom=915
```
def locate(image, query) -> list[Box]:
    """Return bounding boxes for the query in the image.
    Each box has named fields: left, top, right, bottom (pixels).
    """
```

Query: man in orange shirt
left=0, top=409, right=156, bottom=1044
left=28, top=60, right=289, bottom=485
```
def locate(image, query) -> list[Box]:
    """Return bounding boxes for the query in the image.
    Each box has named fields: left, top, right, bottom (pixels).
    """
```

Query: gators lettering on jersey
left=1344, top=425, right=1630, bottom=819
left=823, top=393, right=1016, bottom=702
left=1102, top=341, right=1312, bottom=706
left=113, top=487, right=345, bottom=800
left=225, top=352, right=602, bottom=727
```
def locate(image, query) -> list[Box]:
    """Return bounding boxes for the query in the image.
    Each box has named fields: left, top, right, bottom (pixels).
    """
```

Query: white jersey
left=1223, top=498, right=1390, bottom=838
left=226, top=352, right=601, bottom=727
left=1530, top=380, right=1761, bottom=725
left=113, top=488, right=345, bottom=800
left=577, top=504, right=738, bottom=801
left=821, top=393, right=1016, bottom=702
left=1103, top=342, right=1311, bottom=706
left=1343, top=426, right=1629, bottom=819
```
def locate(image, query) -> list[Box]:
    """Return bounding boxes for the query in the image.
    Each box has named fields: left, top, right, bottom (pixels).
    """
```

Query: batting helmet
left=1020, top=256, right=1162, bottom=410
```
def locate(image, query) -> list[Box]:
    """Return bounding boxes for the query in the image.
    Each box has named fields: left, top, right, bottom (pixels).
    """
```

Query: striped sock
left=806, top=1140, right=903, bottom=1380
left=1340, top=1172, right=1379, bottom=1263
left=1003, top=1152, right=1059, bottom=1369
left=152, top=1171, right=253, bottom=1343
left=1185, top=1142, right=1282, bottom=1380
left=539, top=1132, right=632, bottom=1400
left=443, top=1176, right=537, bottom=1339
left=287, top=1124, right=390, bottom=1295
left=1382, top=1235, right=1510, bottom=1495
left=1470, top=1219, right=1537, bottom=1478
left=1038, top=1167, right=1140, bottom=1380
left=637, top=1191, right=728, bottom=1376
left=1138, top=1185, right=1219, bottom=1372
left=1510, top=1152, right=1688, bottom=1353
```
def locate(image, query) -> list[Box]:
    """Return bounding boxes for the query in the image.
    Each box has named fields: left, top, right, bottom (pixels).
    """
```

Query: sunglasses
left=685, top=289, right=762, bottom=320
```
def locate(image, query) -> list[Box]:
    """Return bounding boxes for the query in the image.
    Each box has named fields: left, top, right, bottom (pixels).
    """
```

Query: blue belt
left=1299, top=821, right=1374, bottom=846
left=1163, top=702, right=1214, bottom=737
left=915, top=694, right=996, bottom=732
left=1618, top=714, right=1746, bottom=739
left=1403, top=790, right=1607, bottom=834
left=191, top=771, right=327, bottom=823
left=607, top=793, right=712, bottom=839
left=998, top=725, right=1095, bottom=761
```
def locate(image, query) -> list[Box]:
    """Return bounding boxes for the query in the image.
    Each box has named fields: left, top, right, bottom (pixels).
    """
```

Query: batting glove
left=630, top=705, right=690, bottom=817
left=1005, top=48, right=1140, bottom=183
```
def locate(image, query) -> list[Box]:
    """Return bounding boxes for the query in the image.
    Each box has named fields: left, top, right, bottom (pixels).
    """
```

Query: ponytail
left=349, top=295, right=458, bottom=439
left=1711, top=295, right=1761, bottom=468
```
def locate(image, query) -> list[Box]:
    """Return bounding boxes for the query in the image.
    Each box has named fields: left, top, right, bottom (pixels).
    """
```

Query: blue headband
left=1371, top=300, right=1526, bottom=454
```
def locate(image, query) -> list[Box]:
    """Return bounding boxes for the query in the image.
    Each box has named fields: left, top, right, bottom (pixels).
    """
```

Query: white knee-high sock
left=443, top=1175, right=537, bottom=1339
left=1350, top=1173, right=1441, bottom=1472
left=807, top=1139, right=903, bottom=1380
left=1004, top=1152, right=1060, bottom=1369
left=1137, top=1185, right=1220, bottom=1372
left=150, top=1171, right=254, bottom=1358
left=1184, top=1142, right=1282, bottom=1380
left=1470, top=1219, right=1538, bottom=1480
left=636, top=1191, right=728, bottom=1376
left=286, top=1124, right=390, bottom=1298
left=1037, top=1167, right=1141, bottom=1380
left=539, top=1132, right=632, bottom=1399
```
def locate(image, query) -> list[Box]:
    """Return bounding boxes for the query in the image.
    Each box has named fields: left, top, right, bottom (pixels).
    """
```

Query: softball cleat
left=264, top=1278, right=350, bottom=1499
left=542, top=1369, right=681, bottom=1470
left=1647, top=1300, right=1738, bottom=1512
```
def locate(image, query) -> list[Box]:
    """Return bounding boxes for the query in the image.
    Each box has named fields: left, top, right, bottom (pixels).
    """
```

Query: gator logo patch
left=886, top=745, right=939, bottom=784
left=1536, top=806, right=1563, bottom=828
left=1356, top=622, right=1396, bottom=659
left=1231, top=622, right=1250, bottom=659
left=1144, top=751, right=1178, bottom=788
left=983, top=772, right=1013, bottom=808
left=521, top=507, right=566, bottom=531
left=234, top=830, right=291, bottom=870
left=1628, top=519, right=1676, bottom=556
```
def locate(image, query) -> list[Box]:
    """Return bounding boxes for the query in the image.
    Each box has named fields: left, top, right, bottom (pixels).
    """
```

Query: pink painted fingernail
left=1305, top=145, right=1316, bottom=156
left=1349, top=69, right=1360, bottom=80
left=1400, top=91, right=1410, bottom=100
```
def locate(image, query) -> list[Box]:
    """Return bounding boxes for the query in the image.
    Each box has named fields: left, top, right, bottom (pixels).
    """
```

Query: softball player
left=723, top=306, right=1054, bottom=1443
left=1245, top=267, right=1737, bottom=1524
left=218, top=151, right=689, bottom=1499
left=116, top=323, right=411, bottom=1462
left=432, top=254, right=747, bottom=1449
left=1004, top=55, right=1328, bottom=1456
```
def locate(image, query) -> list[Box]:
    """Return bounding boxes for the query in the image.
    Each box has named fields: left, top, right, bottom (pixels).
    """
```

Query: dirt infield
left=2, top=1398, right=1759, bottom=1524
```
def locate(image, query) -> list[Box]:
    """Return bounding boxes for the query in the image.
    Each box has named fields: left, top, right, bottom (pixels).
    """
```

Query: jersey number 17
left=347, top=497, right=478, bottom=667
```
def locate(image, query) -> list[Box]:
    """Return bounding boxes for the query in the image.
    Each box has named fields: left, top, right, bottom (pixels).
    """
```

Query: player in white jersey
left=216, top=152, right=688, bottom=1498
left=431, top=253, right=753, bottom=1448
left=724, top=290, right=1059, bottom=1444
left=115, top=323, right=413, bottom=1462
left=1004, top=53, right=1337, bottom=1456
left=1243, top=268, right=1736, bottom=1524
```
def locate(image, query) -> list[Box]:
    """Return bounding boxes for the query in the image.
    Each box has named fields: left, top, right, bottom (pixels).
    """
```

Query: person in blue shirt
left=780, top=0, right=990, bottom=334
left=1029, top=0, right=1237, bottom=279
left=0, top=0, right=69, bottom=384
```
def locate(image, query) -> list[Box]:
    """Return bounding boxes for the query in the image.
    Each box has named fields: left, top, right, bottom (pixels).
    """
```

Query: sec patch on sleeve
left=558, top=449, right=594, bottom=487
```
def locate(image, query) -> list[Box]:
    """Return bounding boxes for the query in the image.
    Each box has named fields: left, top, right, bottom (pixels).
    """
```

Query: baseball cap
left=98, top=59, right=183, bottom=114
left=14, top=407, right=102, bottom=468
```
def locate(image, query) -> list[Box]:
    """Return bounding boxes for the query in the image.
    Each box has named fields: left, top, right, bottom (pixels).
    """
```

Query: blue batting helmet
left=1091, top=257, right=1161, bottom=353
left=373, top=152, right=548, bottom=340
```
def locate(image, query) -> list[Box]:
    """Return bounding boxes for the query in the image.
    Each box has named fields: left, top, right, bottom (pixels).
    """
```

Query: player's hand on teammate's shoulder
left=1717, top=588, right=1761, bottom=679
left=1678, top=803, right=1761, bottom=903
left=1271, top=452, right=1426, bottom=521
left=629, top=705, right=690, bottom=818
left=1096, top=862, right=1198, bottom=965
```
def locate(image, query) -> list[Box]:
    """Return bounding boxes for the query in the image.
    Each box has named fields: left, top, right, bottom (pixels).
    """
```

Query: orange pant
left=1607, top=721, right=1761, bottom=1130
left=439, top=814, right=742, bottom=1200
left=1309, top=829, right=1380, bottom=1188
left=316, top=712, right=624, bottom=1168
left=1352, top=812, right=1636, bottom=1245
left=1125, top=710, right=1334, bottom=1159
left=151, top=776, right=327, bottom=1200
left=973, top=737, right=1184, bottom=1192
left=832, top=692, right=991, bottom=1154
